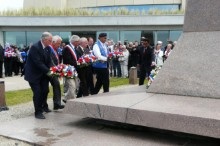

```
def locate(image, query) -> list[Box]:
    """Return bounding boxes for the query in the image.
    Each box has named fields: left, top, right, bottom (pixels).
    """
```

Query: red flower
left=78, top=58, right=83, bottom=63
left=84, top=57, right=90, bottom=63
left=60, top=72, right=64, bottom=77
left=67, top=70, right=72, bottom=77
left=51, top=66, right=57, bottom=72
left=108, top=53, right=113, bottom=58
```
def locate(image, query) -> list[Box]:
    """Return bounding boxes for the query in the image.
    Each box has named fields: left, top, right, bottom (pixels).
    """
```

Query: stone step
left=64, top=85, right=220, bottom=139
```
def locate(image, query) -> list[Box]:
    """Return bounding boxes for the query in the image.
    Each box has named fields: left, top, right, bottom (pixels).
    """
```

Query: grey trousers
left=64, top=78, right=76, bottom=100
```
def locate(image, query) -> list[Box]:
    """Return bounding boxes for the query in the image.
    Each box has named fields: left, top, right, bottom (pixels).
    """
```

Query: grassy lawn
left=5, top=77, right=129, bottom=106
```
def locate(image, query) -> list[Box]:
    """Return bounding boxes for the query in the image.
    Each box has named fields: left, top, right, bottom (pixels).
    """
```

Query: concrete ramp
left=64, top=85, right=220, bottom=139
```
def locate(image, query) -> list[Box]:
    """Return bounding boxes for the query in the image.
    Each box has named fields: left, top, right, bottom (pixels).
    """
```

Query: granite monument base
left=64, top=85, right=220, bottom=139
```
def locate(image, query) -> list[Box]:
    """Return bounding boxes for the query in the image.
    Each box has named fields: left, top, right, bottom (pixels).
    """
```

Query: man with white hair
left=62, top=35, right=80, bottom=102
left=76, top=37, right=90, bottom=97
left=24, top=32, right=53, bottom=119
left=48, top=35, right=65, bottom=110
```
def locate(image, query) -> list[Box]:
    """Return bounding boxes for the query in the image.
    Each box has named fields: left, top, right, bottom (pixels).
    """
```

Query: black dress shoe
left=62, top=99, right=67, bottom=103
left=54, top=104, right=65, bottom=110
left=35, top=113, right=45, bottom=119
left=43, top=108, right=52, bottom=113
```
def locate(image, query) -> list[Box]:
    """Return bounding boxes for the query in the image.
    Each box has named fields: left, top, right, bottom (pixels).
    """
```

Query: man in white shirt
left=92, top=33, right=109, bottom=94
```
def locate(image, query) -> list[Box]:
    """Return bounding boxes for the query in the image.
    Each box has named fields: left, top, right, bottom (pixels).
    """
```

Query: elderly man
left=92, top=33, right=109, bottom=94
left=62, top=35, right=80, bottom=102
left=76, top=37, right=90, bottom=97
left=48, top=35, right=65, bottom=110
left=24, top=32, right=52, bottom=119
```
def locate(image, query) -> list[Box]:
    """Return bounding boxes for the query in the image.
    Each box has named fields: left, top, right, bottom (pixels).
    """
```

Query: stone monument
left=147, top=0, right=220, bottom=98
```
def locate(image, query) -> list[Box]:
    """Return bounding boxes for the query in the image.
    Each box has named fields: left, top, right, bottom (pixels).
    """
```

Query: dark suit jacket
left=76, top=46, right=84, bottom=59
left=0, top=44, right=4, bottom=62
left=24, top=41, right=52, bottom=83
left=62, top=45, right=77, bottom=68
left=138, top=45, right=155, bottom=69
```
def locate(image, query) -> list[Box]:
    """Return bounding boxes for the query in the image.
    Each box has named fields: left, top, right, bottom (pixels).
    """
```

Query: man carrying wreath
left=48, top=35, right=65, bottom=110
left=24, top=32, right=53, bottom=119
left=62, top=35, right=80, bottom=102
left=92, top=33, right=109, bottom=94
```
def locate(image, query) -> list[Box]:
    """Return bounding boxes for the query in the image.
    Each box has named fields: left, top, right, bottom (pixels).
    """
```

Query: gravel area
left=0, top=99, right=54, bottom=145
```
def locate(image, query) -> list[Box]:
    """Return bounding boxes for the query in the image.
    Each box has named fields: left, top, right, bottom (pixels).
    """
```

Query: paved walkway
left=0, top=75, right=30, bottom=91
left=0, top=77, right=218, bottom=145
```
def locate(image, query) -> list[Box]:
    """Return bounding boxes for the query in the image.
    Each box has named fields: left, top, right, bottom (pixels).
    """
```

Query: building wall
left=0, top=15, right=183, bottom=47
left=23, top=0, right=186, bottom=10
left=23, top=0, right=67, bottom=9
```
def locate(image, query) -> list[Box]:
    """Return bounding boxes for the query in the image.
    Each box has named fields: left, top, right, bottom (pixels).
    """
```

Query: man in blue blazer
left=24, top=32, right=53, bottom=119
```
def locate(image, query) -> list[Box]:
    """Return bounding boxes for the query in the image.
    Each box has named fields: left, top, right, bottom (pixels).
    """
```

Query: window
left=156, top=31, right=169, bottom=47
left=170, top=30, right=182, bottom=42
left=26, top=32, right=42, bottom=46
left=120, top=31, right=141, bottom=44
left=89, top=4, right=180, bottom=12
left=4, top=32, right=26, bottom=48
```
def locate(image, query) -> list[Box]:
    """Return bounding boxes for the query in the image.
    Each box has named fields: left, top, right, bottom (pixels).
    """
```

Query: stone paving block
left=126, top=94, right=220, bottom=138
left=64, top=90, right=220, bottom=139
left=64, top=91, right=153, bottom=123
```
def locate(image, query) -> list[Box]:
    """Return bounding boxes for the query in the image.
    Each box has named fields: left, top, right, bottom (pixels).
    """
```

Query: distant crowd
left=0, top=38, right=176, bottom=79
left=0, top=32, right=177, bottom=119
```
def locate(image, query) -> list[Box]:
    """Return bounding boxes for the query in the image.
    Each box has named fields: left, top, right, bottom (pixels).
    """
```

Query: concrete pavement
left=0, top=75, right=30, bottom=91
left=0, top=77, right=219, bottom=145
left=0, top=111, right=218, bottom=146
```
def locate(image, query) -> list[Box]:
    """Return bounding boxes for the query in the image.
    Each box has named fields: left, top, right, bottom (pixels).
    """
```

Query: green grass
left=110, top=77, right=129, bottom=87
left=5, top=86, right=54, bottom=106
left=5, top=77, right=129, bottom=106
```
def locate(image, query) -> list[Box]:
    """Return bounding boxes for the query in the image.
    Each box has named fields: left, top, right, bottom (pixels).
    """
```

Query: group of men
left=24, top=32, right=110, bottom=119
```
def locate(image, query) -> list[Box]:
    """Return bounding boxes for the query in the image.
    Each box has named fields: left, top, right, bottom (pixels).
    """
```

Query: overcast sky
left=0, top=0, right=23, bottom=11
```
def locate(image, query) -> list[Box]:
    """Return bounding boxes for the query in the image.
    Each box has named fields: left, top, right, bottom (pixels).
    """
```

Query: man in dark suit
left=0, top=43, right=4, bottom=78
left=76, top=37, right=89, bottom=97
left=62, top=35, right=80, bottom=102
left=49, top=35, right=65, bottom=110
left=85, top=37, right=95, bottom=95
left=87, top=37, right=94, bottom=51
left=138, top=38, right=155, bottom=85
left=24, top=32, right=53, bottom=119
